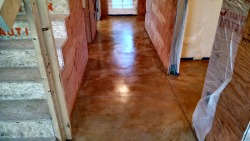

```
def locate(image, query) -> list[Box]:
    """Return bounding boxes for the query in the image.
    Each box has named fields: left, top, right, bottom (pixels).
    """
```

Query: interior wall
left=89, top=0, right=97, bottom=40
left=145, top=0, right=178, bottom=69
left=61, top=0, right=88, bottom=115
left=84, top=0, right=97, bottom=43
left=181, top=0, right=223, bottom=59
left=100, top=0, right=108, bottom=16
left=137, top=0, right=146, bottom=15
left=100, top=0, right=146, bottom=16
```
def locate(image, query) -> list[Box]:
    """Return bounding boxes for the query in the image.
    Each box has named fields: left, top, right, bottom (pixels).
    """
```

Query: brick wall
left=61, top=0, right=88, bottom=115
left=145, top=0, right=178, bottom=69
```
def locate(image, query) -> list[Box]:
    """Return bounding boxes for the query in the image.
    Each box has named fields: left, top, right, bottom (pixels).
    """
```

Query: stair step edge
left=0, top=67, right=42, bottom=82
left=16, top=14, right=69, bottom=22
left=0, top=81, right=46, bottom=100
left=0, top=99, right=51, bottom=121
left=0, top=137, right=56, bottom=141
left=0, top=120, right=54, bottom=139
left=0, top=38, right=66, bottom=50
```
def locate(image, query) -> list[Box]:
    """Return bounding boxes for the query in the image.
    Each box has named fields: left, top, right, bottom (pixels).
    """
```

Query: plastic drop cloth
left=193, top=0, right=250, bottom=141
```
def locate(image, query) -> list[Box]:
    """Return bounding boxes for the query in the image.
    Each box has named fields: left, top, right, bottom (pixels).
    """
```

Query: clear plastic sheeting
left=193, top=0, right=250, bottom=141
left=242, top=122, right=250, bottom=141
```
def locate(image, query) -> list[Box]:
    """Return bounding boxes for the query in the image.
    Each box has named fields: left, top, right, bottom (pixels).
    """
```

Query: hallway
left=71, top=16, right=208, bottom=141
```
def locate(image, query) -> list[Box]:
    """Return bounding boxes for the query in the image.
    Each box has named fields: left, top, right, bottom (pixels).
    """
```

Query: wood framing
left=23, top=0, right=71, bottom=140
left=35, top=0, right=72, bottom=139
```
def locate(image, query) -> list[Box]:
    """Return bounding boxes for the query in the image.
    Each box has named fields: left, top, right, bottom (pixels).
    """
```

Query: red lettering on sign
left=0, top=28, right=6, bottom=36
left=25, top=28, right=29, bottom=36
left=15, top=28, right=21, bottom=36
left=219, top=16, right=244, bottom=34
left=0, top=28, right=30, bottom=37
left=7, top=29, right=14, bottom=36
left=48, top=3, right=54, bottom=11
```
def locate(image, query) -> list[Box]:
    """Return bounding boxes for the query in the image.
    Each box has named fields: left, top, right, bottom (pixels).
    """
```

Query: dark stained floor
left=71, top=16, right=208, bottom=141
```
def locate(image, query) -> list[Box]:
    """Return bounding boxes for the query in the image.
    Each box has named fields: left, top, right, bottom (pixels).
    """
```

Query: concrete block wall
left=145, top=0, right=178, bottom=69
left=60, top=0, right=89, bottom=115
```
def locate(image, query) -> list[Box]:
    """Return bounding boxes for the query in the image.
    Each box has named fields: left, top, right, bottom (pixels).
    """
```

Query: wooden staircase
left=0, top=0, right=70, bottom=140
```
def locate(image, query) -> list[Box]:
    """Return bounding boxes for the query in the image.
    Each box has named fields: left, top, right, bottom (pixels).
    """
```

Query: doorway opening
left=108, top=0, right=138, bottom=15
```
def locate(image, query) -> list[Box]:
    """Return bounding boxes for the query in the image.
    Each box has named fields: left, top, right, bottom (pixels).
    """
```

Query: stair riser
left=0, top=20, right=66, bottom=69
left=18, top=0, right=70, bottom=15
left=2, top=137, right=56, bottom=141
left=0, top=20, right=67, bottom=40
left=0, top=82, right=46, bottom=100
left=0, top=120, right=54, bottom=138
left=0, top=49, right=63, bottom=68
left=0, top=50, right=38, bottom=68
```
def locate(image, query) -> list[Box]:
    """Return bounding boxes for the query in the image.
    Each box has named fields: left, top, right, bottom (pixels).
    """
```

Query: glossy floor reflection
left=71, top=16, right=208, bottom=141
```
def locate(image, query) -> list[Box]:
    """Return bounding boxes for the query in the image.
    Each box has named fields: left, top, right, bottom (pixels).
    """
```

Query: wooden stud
left=23, top=0, right=71, bottom=140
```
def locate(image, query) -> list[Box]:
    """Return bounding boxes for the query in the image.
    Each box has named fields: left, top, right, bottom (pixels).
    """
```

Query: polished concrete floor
left=71, top=16, right=208, bottom=141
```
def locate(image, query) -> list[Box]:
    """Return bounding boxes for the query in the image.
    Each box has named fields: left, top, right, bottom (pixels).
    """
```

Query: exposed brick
left=60, top=0, right=88, bottom=115
left=145, top=0, right=178, bottom=70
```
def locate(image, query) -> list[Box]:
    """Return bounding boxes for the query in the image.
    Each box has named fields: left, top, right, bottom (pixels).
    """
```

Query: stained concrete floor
left=71, top=16, right=208, bottom=141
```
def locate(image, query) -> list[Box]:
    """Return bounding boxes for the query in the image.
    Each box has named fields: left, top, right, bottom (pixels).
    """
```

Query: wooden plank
left=206, top=10, right=250, bottom=141
left=0, top=0, right=21, bottom=31
left=35, top=0, right=72, bottom=139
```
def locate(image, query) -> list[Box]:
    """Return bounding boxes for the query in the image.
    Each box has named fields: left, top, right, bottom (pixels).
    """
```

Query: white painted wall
left=181, top=0, right=223, bottom=59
